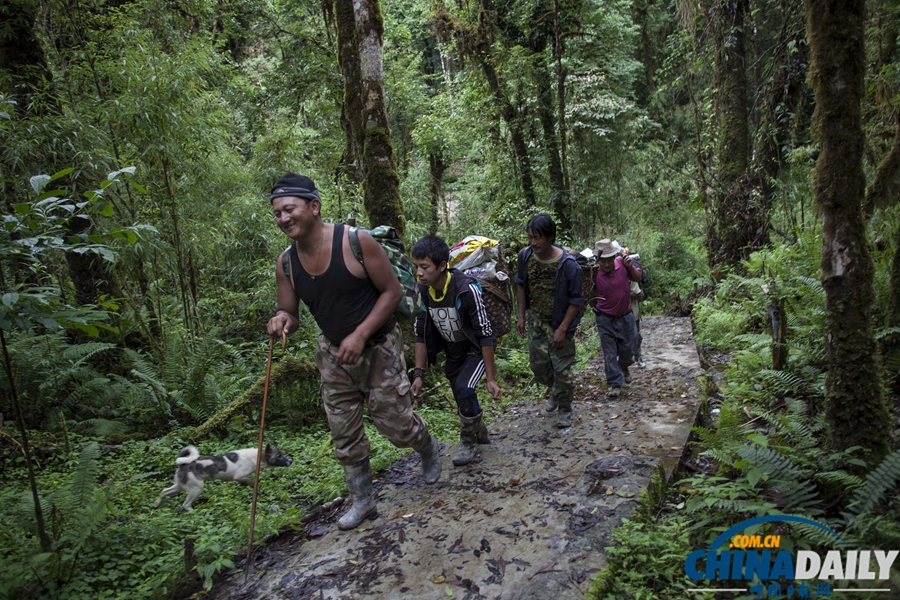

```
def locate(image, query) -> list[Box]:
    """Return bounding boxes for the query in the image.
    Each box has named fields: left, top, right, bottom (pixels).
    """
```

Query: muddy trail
left=212, top=316, right=704, bottom=600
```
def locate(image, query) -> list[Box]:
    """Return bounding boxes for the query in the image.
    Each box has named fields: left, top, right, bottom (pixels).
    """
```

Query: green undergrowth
left=0, top=328, right=542, bottom=600
left=0, top=400, right=464, bottom=599
left=586, top=238, right=900, bottom=600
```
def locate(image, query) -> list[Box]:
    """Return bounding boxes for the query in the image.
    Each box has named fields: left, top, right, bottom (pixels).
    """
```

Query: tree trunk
left=335, top=0, right=366, bottom=184
left=806, top=0, right=890, bottom=458
left=864, top=110, right=900, bottom=215
left=887, top=223, right=900, bottom=395
left=552, top=0, right=570, bottom=191
left=535, top=58, right=568, bottom=228
left=333, top=0, right=405, bottom=234
left=750, top=7, right=807, bottom=232
left=479, top=59, right=536, bottom=205
left=708, top=0, right=765, bottom=268
left=428, top=151, right=445, bottom=235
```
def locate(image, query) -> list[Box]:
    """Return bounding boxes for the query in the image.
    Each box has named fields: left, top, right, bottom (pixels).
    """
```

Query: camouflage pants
left=315, top=324, right=431, bottom=466
left=528, top=314, right=576, bottom=407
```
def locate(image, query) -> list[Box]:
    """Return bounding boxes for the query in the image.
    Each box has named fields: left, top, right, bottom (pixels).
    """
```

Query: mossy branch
left=183, top=355, right=318, bottom=441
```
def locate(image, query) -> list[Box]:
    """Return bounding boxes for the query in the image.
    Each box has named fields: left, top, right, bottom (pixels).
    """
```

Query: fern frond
left=793, top=276, right=824, bottom=294
left=60, top=342, right=116, bottom=366
left=759, top=369, right=807, bottom=395
left=846, top=449, right=900, bottom=520
left=733, top=333, right=772, bottom=350
left=736, top=444, right=806, bottom=482
left=79, top=418, right=128, bottom=436
left=65, top=443, right=101, bottom=514
left=793, top=519, right=855, bottom=548
left=814, top=470, right=863, bottom=491
left=875, top=326, right=900, bottom=341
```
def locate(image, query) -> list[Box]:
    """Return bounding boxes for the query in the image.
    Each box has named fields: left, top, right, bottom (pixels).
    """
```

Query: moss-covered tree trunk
left=334, top=0, right=365, bottom=185
left=887, top=223, right=900, bottom=394
left=806, top=0, right=890, bottom=458
left=552, top=0, right=570, bottom=191
left=333, top=0, right=405, bottom=235
left=185, top=355, right=319, bottom=441
left=535, top=58, right=568, bottom=229
left=708, top=0, right=767, bottom=268
left=475, top=0, right=536, bottom=206
left=479, top=59, right=537, bottom=206
left=428, top=151, right=445, bottom=234
left=750, top=8, right=807, bottom=232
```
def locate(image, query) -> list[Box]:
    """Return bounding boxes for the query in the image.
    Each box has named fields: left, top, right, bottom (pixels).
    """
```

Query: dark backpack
left=281, top=225, right=423, bottom=321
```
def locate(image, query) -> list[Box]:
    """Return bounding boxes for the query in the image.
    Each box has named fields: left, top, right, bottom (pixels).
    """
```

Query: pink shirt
left=594, top=257, right=640, bottom=317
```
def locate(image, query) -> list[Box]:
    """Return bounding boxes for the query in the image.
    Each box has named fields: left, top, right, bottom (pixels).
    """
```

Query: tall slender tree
left=333, top=0, right=406, bottom=234
left=805, top=0, right=890, bottom=457
left=708, top=0, right=764, bottom=268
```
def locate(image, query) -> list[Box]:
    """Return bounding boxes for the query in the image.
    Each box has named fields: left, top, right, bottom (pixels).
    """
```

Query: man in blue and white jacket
left=411, top=235, right=502, bottom=466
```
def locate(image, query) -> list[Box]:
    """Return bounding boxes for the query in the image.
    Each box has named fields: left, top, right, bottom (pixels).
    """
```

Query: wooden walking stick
left=243, top=332, right=285, bottom=584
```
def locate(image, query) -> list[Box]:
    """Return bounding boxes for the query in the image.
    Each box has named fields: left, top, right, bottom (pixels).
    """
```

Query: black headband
left=270, top=186, right=320, bottom=202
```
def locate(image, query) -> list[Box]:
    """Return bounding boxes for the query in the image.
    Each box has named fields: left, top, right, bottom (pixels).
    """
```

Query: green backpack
left=281, top=225, right=423, bottom=321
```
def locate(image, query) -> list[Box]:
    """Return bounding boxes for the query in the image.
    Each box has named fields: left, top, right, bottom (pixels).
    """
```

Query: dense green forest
left=1, top=0, right=899, bottom=597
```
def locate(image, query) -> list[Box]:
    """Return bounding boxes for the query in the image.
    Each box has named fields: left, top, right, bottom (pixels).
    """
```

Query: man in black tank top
left=266, top=173, right=441, bottom=531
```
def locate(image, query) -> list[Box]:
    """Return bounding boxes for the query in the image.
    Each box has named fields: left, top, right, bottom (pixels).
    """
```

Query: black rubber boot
left=337, top=457, right=378, bottom=530
left=453, top=412, right=491, bottom=466
left=415, top=435, right=442, bottom=484
left=556, top=397, right=574, bottom=428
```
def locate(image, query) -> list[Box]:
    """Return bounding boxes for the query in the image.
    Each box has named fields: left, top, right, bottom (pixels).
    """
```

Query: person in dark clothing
left=410, top=236, right=502, bottom=466
left=514, top=214, right=583, bottom=427
left=266, top=173, right=441, bottom=531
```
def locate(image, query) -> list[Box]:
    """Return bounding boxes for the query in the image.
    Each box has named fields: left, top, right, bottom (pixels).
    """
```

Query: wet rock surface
left=212, top=316, right=702, bottom=600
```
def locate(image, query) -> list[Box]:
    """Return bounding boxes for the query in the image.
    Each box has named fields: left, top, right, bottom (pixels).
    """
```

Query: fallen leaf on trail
left=306, top=526, right=328, bottom=538
left=432, top=501, right=444, bottom=509
left=431, top=574, right=446, bottom=584
left=528, top=560, right=558, bottom=580
left=445, top=584, right=453, bottom=595
left=605, top=487, right=614, bottom=495
left=403, top=513, right=415, bottom=518
left=616, top=490, right=636, bottom=498
left=590, top=507, right=598, bottom=514
left=610, top=414, right=619, bottom=419
left=482, top=508, right=494, bottom=516
left=509, top=470, right=526, bottom=486
left=613, top=446, right=621, bottom=451
left=349, top=560, right=358, bottom=564
left=623, top=430, right=634, bottom=435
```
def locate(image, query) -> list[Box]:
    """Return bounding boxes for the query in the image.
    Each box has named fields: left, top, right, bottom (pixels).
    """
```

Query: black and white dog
left=155, top=444, right=292, bottom=511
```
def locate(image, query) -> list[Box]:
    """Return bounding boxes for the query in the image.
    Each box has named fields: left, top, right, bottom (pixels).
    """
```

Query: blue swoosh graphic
left=708, top=515, right=847, bottom=549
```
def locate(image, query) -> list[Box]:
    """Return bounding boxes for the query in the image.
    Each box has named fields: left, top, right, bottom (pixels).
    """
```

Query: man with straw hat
left=591, top=239, right=642, bottom=398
